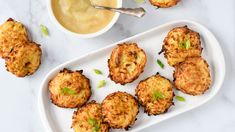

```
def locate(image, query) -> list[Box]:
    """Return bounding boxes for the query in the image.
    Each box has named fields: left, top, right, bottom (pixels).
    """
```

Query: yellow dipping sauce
left=52, top=0, right=117, bottom=34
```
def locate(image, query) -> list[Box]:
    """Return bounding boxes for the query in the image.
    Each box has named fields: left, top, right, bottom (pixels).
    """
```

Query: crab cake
left=108, top=43, right=147, bottom=85
left=0, top=18, right=28, bottom=58
left=135, top=74, right=174, bottom=115
left=72, top=101, right=109, bottom=132
left=102, top=91, right=139, bottom=130
left=173, top=57, right=211, bottom=95
left=4, top=42, right=41, bottom=77
left=149, top=0, right=180, bottom=8
left=161, top=26, right=202, bottom=66
left=49, top=69, right=91, bottom=108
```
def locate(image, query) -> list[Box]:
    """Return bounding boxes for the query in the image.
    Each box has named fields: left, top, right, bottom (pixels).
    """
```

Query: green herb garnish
left=175, top=96, right=186, bottom=102
left=40, top=24, right=49, bottom=36
left=153, top=91, right=165, bottom=101
left=94, top=69, right=102, bottom=75
left=97, top=80, right=106, bottom=88
left=61, top=87, right=77, bottom=95
left=185, top=39, right=191, bottom=50
left=88, top=118, right=96, bottom=126
left=180, top=39, right=191, bottom=49
left=88, top=118, right=100, bottom=132
left=157, top=59, right=164, bottom=69
left=135, top=0, right=145, bottom=4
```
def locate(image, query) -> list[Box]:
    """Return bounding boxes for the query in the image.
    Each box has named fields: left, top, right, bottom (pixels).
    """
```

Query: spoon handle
left=94, top=6, right=146, bottom=18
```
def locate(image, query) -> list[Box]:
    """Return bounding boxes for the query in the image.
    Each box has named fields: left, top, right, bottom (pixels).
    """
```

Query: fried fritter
left=0, top=18, right=28, bottom=58
left=72, top=101, right=109, bottom=132
left=102, top=91, right=139, bottom=130
left=49, top=69, right=91, bottom=108
left=149, top=0, right=180, bottom=8
left=173, top=57, right=211, bottom=95
left=108, top=43, right=147, bottom=85
left=4, top=42, right=41, bottom=77
left=161, top=26, right=202, bottom=66
left=135, top=74, right=174, bottom=115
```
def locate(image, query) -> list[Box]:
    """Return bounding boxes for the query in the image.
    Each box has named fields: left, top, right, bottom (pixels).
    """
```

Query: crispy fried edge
left=149, top=0, right=180, bottom=8
left=4, top=42, right=42, bottom=77
left=108, top=43, right=147, bottom=85
left=173, top=57, right=211, bottom=96
left=72, top=100, right=110, bottom=131
left=135, top=73, right=174, bottom=116
left=159, top=25, right=202, bottom=67
left=101, top=91, right=139, bottom=130
left=49, top=68, right=92, bottom=108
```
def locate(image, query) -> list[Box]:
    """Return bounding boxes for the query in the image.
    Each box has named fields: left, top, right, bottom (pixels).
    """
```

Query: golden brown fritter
left=72, top=101, right=109, bottom=132
left=108, top=43, right=147, bottom=85
left=135, top=74, right=174, bottom=115
left=4, top=42, right=41, bottom=77
left=49, top=69, right=91, bottom=108
left=161, top=26, right=202, bottom=66
left=0, top=18, right=28, bottom=58
left=173, top=57, right=211, bottom=95
left=102, top=91, right=139, bottom=130
left=149, top=0, right=180, bottom=8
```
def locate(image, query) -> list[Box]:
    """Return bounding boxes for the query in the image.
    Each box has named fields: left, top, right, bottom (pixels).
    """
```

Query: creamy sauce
left=52, top=0, right=117, bottom=34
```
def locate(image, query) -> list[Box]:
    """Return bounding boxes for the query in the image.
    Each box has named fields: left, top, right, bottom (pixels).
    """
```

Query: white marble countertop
left=0, top=0, right=234, bottom=132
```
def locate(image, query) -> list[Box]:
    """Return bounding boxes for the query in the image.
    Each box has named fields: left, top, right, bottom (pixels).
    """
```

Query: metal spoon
left=90, top=2, right=146, bottom=18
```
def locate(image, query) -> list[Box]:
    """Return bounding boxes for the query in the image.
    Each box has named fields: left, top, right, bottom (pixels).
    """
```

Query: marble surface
left=0, top=0, right=234, bottom=132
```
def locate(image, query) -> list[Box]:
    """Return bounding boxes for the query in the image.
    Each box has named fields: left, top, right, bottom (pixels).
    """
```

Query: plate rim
left=38, top=19, right=226, bottom=132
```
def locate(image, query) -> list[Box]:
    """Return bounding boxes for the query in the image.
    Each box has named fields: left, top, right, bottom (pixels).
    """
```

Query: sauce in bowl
left=52, top=0, right=117, bottom=34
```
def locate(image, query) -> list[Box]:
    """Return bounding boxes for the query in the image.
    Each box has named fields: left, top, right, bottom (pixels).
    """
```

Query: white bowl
left=47, top=0, right=122, bottom=38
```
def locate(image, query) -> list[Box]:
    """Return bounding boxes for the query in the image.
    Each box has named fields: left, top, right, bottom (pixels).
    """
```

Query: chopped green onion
left=135, top=0, right=145, bottom=4
left=61, top=87, right=77, bottom=95
left=87, top=118, right=100, bottom=132
left=92, top=124, right=100, bottom=132
left=88, top=118, right=96, bottom=126
left=153, top=91, right=165, bottom=101
left=94, top=69, right=102, bottom=75
left=185, top=39, right=191, bottom=50
left=40, top=24, right=49, bottom=36
left=157, top=59, right=164, bottom=69
left=180, top=39, right=191, bottom=50
left=97, top=80, right=106, bottom=88
left=175, top=96, right=186, bottom=102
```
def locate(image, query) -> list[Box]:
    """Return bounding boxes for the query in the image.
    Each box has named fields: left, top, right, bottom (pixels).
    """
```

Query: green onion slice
left=157, top=59, right=164, bottom=69
left=175, top=95, right=186, bottom=102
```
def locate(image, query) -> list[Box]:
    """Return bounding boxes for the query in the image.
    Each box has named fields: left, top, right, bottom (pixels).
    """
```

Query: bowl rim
left=47, top=0, right=122, bottom=38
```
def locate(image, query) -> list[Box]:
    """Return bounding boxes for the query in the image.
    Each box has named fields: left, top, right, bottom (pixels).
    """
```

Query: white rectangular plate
left=39, top=20, right=225, bottom=132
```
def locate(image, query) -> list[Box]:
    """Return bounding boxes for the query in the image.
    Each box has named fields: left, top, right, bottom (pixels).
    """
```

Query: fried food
left=108, top=43, right=147, bottom=85
left=173, top=57, right=211, bottom=95
left=135, top=74, right=174, bottom=115
left=149, top=0, right=180, bottom=8
left=102, top=91, right=139, bottom=130
left=49, top=69, right=91, bottom=108
left=4, top=42, right=41, bottom=77
left=72, top=101, right=109, bottom=132
left=0, top=18, right=42, bottom=77
left=0, top=18, right=28, bottom=58
left=161, top=26, right=202, bottom=66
